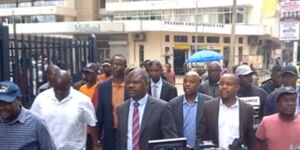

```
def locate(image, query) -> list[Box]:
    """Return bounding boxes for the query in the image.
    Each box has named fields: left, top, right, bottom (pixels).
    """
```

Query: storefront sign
left=74, top=24, right=101, bottom=33
left=164, top=21, right=225, bottom=28
left=173, top=44, right=190, bottom=50
left=280, top=23, right=300, bottom=41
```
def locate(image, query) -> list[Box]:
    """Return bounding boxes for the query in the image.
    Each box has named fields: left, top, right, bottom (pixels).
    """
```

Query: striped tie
left=132, top=102, right=140, bottom=150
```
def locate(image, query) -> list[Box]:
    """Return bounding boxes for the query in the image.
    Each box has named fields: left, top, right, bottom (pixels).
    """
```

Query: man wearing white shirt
left=31, top=70, right=100, bottom=150
left=198, top=74, right=255, bottom=149
left=147, top=60, right=177, bottom=102
left=116, top=68, right=178, bottom=150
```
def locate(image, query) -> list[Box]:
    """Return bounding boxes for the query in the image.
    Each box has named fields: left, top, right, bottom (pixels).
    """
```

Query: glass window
left=18, top=2, right=31, bottom=8
left=239, top=37, right=243, bottom=44
left=0, top=3, right=17, bottom=8
left=192, top=36, right=205, bottom=43
left=165, top=35, right=170, bottom=42
left=207, top=36, right=220, bottom=43
left=223, top=37, right=230, bottom=43
left=174, top=35, right=188, bottom=42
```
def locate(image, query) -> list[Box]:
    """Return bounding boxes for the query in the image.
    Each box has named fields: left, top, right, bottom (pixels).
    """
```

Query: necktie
left=132, top=102, right=140, bottom=150
left=152, top=84, right=157, bottom=98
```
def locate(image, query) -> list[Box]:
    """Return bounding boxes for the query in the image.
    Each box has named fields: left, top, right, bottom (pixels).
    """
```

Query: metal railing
left=0, top=25, right=97, bottom=108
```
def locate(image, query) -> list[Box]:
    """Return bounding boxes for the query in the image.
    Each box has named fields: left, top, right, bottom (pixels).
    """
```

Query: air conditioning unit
left=133, top=33, right=146, bottom=41
left=248, top=36, right=259, bottom=46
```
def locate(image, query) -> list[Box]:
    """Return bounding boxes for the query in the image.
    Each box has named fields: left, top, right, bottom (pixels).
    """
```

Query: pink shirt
left=256, top=114, right=300, bottom=150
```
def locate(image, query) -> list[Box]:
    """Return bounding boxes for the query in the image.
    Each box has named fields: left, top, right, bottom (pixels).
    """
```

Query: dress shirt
left=112, top=82, right=125, bottom=128
left=31, top=87, right=97, bottom=150
left=218, top=99, right=240, bottom=149
left=0, top=107, right=56, bottom=150
left=151, top=77, right=163, bottom=99
left=183, top=95, right=198, bottom=148
left=127, top=94, right=148, bottom=150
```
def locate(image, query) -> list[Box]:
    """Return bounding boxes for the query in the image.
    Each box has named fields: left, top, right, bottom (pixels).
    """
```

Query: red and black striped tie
left=132, top=102, right=140, bottom=150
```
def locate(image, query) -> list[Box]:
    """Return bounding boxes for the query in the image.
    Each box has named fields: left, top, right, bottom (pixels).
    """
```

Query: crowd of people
left=1, top=54, right=300, bottom=150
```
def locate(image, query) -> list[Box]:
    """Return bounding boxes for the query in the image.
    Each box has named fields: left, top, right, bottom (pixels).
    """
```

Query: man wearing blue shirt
left=169, top=71, right=213, bottom=148
left=0, top=81, right=56, bottom=150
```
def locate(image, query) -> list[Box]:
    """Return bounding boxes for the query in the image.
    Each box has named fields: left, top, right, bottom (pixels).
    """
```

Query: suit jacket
left=148, top=79, right=178, bottom=102
left=168, top=93, right=213, bottom=138
left=198, top=98, right=255, bottom=149
left=96, top=79, right=129, bottom=150
left=116, top=95, right=178, bottom=150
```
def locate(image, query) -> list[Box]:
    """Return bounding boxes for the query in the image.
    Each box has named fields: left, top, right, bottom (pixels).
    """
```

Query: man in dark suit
left=116, top=69, right=178, bottom=150
left=198, top=74, right=255, bottom=149
left=147, top=60, right=177, bottom=102
left=95, top=54, right=128, bottom=150
left=168, top=71, right=213, bottom=148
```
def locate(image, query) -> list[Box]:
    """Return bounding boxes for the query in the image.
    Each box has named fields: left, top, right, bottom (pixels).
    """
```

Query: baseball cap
left=0, top=81, right=21, bottom=103
left=235, top=65, right=253, bottom=76
left=83, top=63, right=98, bottom=73
left=274, top=86, right=297, bottom=102
left=281, top=65, right=298, bottom=76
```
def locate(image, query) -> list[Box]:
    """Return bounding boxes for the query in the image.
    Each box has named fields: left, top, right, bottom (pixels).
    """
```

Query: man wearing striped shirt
left=0, top=81, right=56, bottom=150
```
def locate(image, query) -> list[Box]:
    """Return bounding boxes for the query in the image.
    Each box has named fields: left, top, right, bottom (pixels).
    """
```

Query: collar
left=151, top=77, right=162, bottom=87
left=51, top=87, right=74, bottom=104
left=112, top=82, right=125, bottom=87
left=0, top=107, right=27, bottom=125
left=131, top=94, right=148, bottom=107
left=183, top=94, right=199, bottom=105
left=220, top=98, right=239, bottom=108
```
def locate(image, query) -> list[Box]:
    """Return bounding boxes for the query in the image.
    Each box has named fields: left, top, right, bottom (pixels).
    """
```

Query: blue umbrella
left=186, top=50, right=224, bottom=62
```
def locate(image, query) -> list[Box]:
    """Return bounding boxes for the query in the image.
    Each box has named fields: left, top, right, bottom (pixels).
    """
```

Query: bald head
left=183, top=71, right=201, bottom=96
left=46, top=64, right=60, bottom=86
left=53, top=70, right=72, bottom=100
left=184, top=71, right=201, bottom=83
left=207, top=62, right=221, bottom=83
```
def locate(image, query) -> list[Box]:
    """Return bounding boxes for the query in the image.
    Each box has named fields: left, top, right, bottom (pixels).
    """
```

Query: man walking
left=198, top=74, right=255, bottom=149
left=235, top=64, right=267, bottom=123
left=264, top=65, right=300, bottom=115
left=148, top=60, right=177, bottom=102
left=0, top=81, right=56, bottom=150
left=79, top=63, right=100, bottom=150
left=116, top=68, right=177, bottom=150
left=31, top=70, right=99, bottom=150
left=256, top=86, right=300, bottom=149
left=168, top=71, right=212, bottom=148
left=199, top=62, right=221, bottom=98
left=96, top=54, right=128, bottom=150
left=260, top=65, right=282, bottom=94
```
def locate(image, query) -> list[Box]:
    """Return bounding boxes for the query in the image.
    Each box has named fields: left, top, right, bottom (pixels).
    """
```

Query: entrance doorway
left=174, top=50, right=187, bottom=75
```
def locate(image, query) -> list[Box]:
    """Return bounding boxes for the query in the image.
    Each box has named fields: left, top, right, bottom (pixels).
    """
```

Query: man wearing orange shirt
left=79, top=63, right=99, bottom=150
left=95, top=54, right=128, bottom=150
left=98, top=60, right=112, bottom=82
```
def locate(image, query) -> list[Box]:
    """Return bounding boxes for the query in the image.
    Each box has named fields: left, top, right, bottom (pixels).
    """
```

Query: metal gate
left=0, top=25, right=98, bottom=108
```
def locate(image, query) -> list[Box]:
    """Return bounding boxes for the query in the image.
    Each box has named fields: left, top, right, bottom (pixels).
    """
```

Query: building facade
left=1, top=0, right=280, bottom=74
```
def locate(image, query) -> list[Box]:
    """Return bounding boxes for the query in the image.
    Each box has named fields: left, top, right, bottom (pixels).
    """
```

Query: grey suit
left=198, top=98, right=255, bottom=149
left=168, top=93, right=213, bottom=138
left=116, top=95, right=178, bottom=150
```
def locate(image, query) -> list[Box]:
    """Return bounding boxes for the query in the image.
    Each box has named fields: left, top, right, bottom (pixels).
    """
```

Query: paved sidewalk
left=175, top=75, right=184, bottom=95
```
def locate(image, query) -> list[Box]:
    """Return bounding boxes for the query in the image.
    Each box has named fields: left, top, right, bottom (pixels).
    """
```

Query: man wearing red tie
left=116, top=69, right=178, bottom=150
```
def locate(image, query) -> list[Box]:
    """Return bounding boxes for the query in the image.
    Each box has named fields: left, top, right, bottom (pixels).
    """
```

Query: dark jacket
left=116, top=96, right=178, bottom=150
left=168, top=93, right=213, bottom=137
left=260, top=79, right=279, bottom=94
left=148, top=79, right=178, bottom=102
left=198, top=98, right=255, bottom=149
left=199, top=80, right=220, bottom=98
left=96, top=79, right=129, bottom=150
